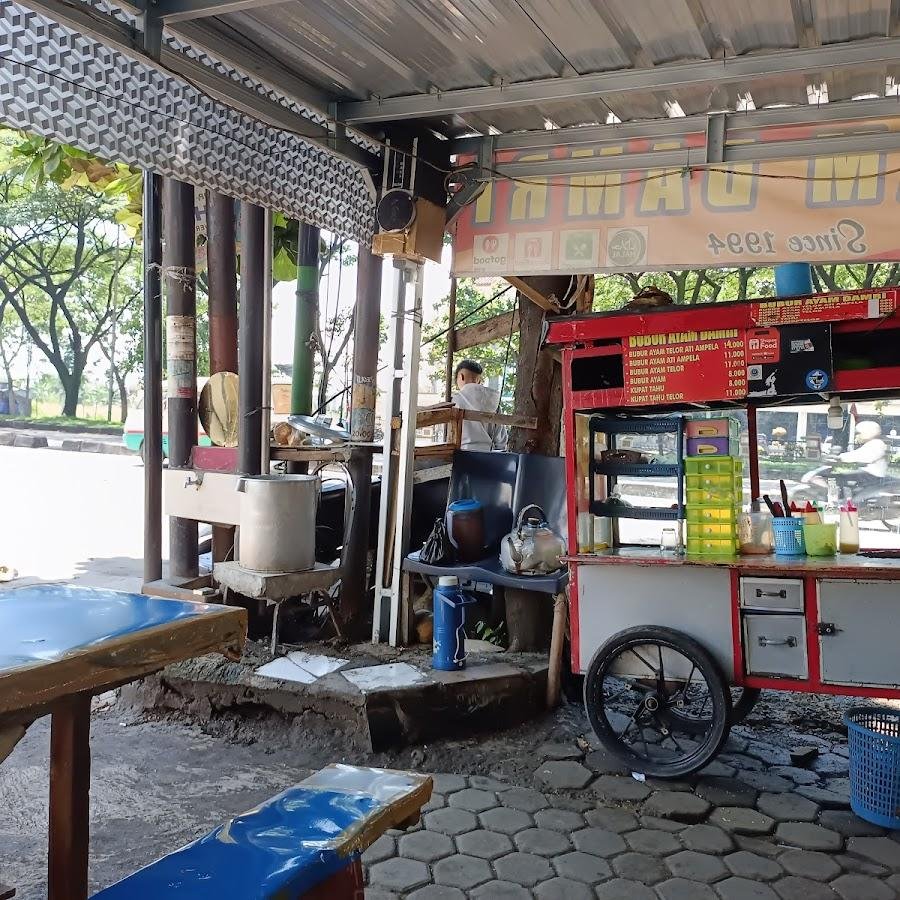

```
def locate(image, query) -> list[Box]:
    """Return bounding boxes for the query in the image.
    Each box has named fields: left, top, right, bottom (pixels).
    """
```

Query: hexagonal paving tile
left=756, top=792, right=820, bottom=823
left=831, top=874, right=896, bottom=900
left=656, top=877, right=718, bottom=900
left=595, top=877, right=656, bottom=899
left=407, top=887, right=466, bottom=900
left=432, top=853, right=493, bottom=890
left=362, top=833, right=396, bottom=865
left=723, top=850, right=783, bottom=881
left=368, top=857, right=431, bottom=892
left=737, top=771, right=793, bottom=794
left=845, top=835, right=900, bottom=868
left=448, top=788, right=497, bottom=813
left=455, top=828, right=513, bottom=860
left=499, top=787, right=549, bottom=813
left=818, top=810, right=885, bottom=838
left=644, top=791, right=712, bottom=824
left=364, top=891, right=400, bottom=900
left=533, top=760, right=594, bottom=791
left=534, top=807, right=587, bottom=833
left=666, top=849, right=728, bottom=883
left=681, top=824, right=735, bottom=854
left=572, top=827, right=628, bottom=857
left=709, top=807, right=775, bottom=836
left=553, top=850, right=612, bottom=884
left=585, top=807, right=639, bottom=833
left=715, top=876, right=779, bottom=899
left=779, top=849, right=842, bottom=882
left=640, top=815, right=688, bottom=833
left=774, top=822, right=842, bottom=852
left=772, top=876, right=840, bottom=900
left=424, top=808, right=478, bottom=836
left=398, top=830, right=455, bottom=863
left=513, top=827, right=571, bottom=857
left=696, top=777, right=758, bottom=809
left=471, top=881, right=531, bottom=899
left=593, top=775, right=652, bottom=803
left=534, top=876, right=595, bottom=900
left=479, top=806, right=532, bottom=835
left=493, top=851, right=554, bottom=887
left=612, top=852, right=668, bottom=885
left=795, top=785, right=850, bottom=810
left=625, top=828, right=682, bottom=856
left=469, top=775, right=508, bottom=791
left=537, top=742, right=583, bottom=761
left=431, top=774, right=467, bottom=794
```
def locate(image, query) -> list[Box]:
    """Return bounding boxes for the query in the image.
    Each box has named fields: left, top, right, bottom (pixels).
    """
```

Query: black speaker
left=376, top=188, right=416, bottom=232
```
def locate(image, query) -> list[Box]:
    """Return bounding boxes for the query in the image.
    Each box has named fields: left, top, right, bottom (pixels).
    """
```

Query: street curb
left=0, top=430, right=135, bottom=457
left=0, top=418, right=120, bottom=436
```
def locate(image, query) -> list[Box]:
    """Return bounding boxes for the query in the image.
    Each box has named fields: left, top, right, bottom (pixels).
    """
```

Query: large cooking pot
left=236, top=474, right=319, bottom=572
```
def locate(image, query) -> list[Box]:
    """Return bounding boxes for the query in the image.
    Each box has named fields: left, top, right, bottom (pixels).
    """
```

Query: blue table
left=0, top=585, right=246, bottom=900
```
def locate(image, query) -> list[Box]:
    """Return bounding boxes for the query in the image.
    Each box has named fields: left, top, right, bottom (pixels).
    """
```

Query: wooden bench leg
left=547, top=593, right=568, bottom=709
left=49, top=694, right=91, bottom=900
left=301, top=856, right=364, bottom=899
left=399, top=570, right=416, bottom=646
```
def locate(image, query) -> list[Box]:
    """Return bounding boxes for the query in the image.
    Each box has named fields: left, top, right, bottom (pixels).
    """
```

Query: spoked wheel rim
left=584, top=626, right=730, bottom=779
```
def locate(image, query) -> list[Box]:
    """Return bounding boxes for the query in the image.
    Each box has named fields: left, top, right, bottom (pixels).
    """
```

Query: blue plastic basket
left=845, top=707, right=900, bottom=829
left=772, top=517, right=805, bottom=556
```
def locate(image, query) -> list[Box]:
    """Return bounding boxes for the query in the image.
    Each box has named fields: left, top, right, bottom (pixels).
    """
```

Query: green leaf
left=272, top=247, right=297, bottom=283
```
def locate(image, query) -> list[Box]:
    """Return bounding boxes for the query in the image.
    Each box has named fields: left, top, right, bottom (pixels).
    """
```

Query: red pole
left=748, top=405, right=760, bottom=501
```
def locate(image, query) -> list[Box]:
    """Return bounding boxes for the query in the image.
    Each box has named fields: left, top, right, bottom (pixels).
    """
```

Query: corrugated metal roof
left=177, top=0, right=898, bottom=139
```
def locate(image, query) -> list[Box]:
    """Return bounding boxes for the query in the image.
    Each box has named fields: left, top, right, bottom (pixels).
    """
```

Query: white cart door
left=818, top=579, right=900, bottom=688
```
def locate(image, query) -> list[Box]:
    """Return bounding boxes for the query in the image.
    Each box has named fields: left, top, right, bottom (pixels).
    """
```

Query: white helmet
left=856, top=420, right=882, bottom=443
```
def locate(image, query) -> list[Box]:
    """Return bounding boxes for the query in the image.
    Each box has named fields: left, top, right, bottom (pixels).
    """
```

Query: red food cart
left=548, top=287, right=900, bottom=778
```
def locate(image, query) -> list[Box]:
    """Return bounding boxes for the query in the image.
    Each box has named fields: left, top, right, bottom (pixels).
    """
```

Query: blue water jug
left=432, top=576, right=477, bottom=671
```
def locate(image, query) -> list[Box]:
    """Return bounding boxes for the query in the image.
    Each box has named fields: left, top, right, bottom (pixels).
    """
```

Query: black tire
left=584, top=625, right=731, bottom=779
left=730, top=687, right=761, bottom=724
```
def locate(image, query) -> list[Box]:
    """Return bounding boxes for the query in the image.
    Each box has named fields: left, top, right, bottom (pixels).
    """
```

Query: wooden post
left=546, top=593, right=568, bottom=709
left=444, top=277, right=457, bottom=403
left=48, top=694, right=92, bottom=900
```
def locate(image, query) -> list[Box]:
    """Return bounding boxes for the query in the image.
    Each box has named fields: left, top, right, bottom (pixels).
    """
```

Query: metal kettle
left=499, top=504, right=566, bottom=575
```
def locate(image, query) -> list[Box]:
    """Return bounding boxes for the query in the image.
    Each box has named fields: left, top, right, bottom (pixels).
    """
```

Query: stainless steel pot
left=236, top=474, right=319, bottom=572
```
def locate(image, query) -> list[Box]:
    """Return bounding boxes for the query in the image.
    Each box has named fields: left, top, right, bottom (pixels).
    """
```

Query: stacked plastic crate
left=684, top=420, right=742, bottom=556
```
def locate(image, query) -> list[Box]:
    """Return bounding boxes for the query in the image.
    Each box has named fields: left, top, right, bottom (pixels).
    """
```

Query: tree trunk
left=60, top=371, right=81, bottom=418
left=507, top=275, right=573, bottom=456
left=115, top=369, right=128, bottom=423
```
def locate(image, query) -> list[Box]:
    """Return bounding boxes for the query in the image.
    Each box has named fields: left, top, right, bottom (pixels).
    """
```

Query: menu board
left=751, top=289, right=897, bottom=327
left=623, top=328, right=747, bottom=405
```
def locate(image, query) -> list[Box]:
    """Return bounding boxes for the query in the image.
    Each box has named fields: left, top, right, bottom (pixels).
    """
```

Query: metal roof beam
left=449, top=96, right=900, bottom=155
left=339, top=38, right=900, bottom=124
left=153, top=0, right=286, bottom=23
left=19, top=0, right=377, bottom=170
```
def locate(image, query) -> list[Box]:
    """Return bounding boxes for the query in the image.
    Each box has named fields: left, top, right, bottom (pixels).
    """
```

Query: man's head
left=455, top=359, right=483, bottom=390
left=856, top=420, right=883, bottom=445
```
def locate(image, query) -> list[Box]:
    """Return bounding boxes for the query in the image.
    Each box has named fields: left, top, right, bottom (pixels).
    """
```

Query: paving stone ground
left=364, top=725, right=900, bottom=899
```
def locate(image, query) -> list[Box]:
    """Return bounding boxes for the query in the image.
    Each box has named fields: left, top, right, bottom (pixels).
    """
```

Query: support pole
left=142, top=171, right=163, bottom=585
left=291, top=224, right=320, bottom=416
left=340, top=246, right=382, bottom=630
left=444, top=276, right=457, bottom=402
left=372, top=266, right=407, bottom=642
left=205, top=191, right=238, bottom=564
left=262, top=209, right=273, bottom=473
left=388, top=263, right=424, bottom=646
left=163, top=178, right=199, bottom=579
left=238, top=202, right=265, bottom=476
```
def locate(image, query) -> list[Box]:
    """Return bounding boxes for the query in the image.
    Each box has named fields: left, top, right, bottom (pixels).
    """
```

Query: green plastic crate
left=685, top=456, right=743, bottom=476
left=685, top=536, right=739, bottom=556
left=685, top=505, right=741, bottom=524
left=687, top=520, right=738, bottom=541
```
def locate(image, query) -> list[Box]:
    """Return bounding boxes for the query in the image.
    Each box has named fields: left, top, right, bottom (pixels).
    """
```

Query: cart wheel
left=584, top=626, right=731, bottom=779
left=729, top=687, right=761, bottom=724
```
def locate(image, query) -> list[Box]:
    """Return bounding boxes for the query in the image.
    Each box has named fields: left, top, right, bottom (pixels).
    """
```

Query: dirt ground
left=0, top=682, right=869, bottom=898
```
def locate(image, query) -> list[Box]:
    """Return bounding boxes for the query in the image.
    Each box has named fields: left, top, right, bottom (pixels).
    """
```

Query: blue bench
left=91, top=765, right=431, bottom=900
left=401, top=450, right=569, bottom=645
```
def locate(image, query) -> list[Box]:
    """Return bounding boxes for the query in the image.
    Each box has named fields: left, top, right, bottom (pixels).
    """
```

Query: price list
left=623, top=329, right=748, bottom=405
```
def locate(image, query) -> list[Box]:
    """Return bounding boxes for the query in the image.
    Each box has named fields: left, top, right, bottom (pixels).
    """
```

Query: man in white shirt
left=840, top=420, right=889, bottom=479
left=452, top=359, right=507, bottom=452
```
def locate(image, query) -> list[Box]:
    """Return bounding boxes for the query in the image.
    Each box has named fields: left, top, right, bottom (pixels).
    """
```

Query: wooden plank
left=269, top=446, right=355, bottom=462
left=461, top=409, right=537, bottom=429
left=504, top=276, right=560, bottom=312
left=453, top=309, right=520, bottom=351
left=413, top=463, right=453, bottom=484
left=415, top=405, right=455, bottom=428
left=48, top=694, right=91, bottom=900
left=0, top=608, right=246, bottom=723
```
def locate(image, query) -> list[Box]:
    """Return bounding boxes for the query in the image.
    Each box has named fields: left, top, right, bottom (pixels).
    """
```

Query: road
left=0, top=445, right=159, bottom=591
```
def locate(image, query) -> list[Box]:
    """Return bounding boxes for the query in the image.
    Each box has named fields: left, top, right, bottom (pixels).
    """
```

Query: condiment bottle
left=839, top=501, right=860, bottom=554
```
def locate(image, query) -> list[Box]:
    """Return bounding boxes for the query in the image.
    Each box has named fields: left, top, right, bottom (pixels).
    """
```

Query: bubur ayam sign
left=452, top=138, right=900, bottom=277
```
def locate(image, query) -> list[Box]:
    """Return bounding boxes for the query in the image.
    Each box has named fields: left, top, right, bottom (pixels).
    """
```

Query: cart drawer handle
left=757, top=635, right=798, bottom=648
left=756, top=589, right=787, bottom=599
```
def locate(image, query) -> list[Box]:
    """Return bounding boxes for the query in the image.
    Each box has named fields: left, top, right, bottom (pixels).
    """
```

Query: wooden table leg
left=48, top=694, right=92, bottom=900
